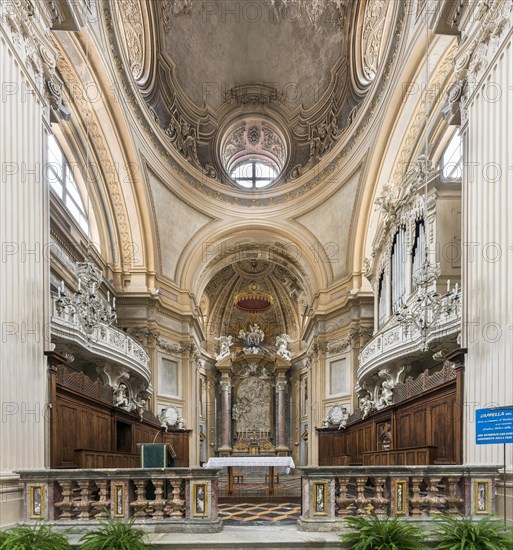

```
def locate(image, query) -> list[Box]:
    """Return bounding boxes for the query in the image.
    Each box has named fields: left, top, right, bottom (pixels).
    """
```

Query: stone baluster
left=409, top=478, right=425, bottom=516
left=151, top=479, right=166, bottom=519
left=372, top=477, right=389, bottom=516
left=445, top=477, right=464, bottom=515
left=91, top=480, right=111, bottom=519
left=335, top=477, right=354, bottom=516
left=55, top=481, right=75, bottom=520
left=130, top=480, right=149, bottom=518
left=76, top=480, right=94, bottom=520
left=165, top=480, right=185, bottom=519
left=427, top=477, right=446, bottom=516
left=355, top=477, right=371, bottom=515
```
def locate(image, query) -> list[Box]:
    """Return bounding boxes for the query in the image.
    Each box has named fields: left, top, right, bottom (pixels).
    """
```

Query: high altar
left=214, top=325, right=292, bottom=457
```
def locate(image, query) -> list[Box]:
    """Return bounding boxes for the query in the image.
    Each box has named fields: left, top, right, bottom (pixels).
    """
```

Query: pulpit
left=139, top=443, right=176, bottom=468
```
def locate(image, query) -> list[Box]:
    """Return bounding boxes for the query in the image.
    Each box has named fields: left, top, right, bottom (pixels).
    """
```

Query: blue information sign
left=476, top=407, right=513, bottom=445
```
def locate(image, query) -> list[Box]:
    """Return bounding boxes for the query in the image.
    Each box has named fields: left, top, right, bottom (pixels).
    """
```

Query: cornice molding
left=0, top=0, right=70, bottom=121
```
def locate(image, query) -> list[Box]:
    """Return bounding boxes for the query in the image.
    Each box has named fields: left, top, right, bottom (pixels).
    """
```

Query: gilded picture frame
left=474, top=479, right=491, bottom=515
left=113, top=483, right=125, bottom=518
left=394, top=480, right=407, bottom=515
left=312, top=481, right=329, bottom=516
left=192, top=482, right=208, bottom=517
left=28, top=484, right=45, bottom=519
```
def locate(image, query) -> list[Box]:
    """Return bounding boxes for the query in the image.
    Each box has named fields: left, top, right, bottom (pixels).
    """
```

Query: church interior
left=1, top=0, right=512, bottom=545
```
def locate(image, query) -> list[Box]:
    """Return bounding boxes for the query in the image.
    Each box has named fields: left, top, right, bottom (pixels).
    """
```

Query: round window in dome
left=220, top=119, right=287, bottom=190
left=231, top=160, right=278, bottom=189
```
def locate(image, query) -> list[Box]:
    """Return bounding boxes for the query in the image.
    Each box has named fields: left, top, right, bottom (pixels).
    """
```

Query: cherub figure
left=215, top=335, right=233, bottom=360
left=360, top=394, right=375, bottom=419
left=379, top=379, right=394, bottom=408
left=114, top=383, right=129, bottom=409
left=275, top=334, right=292, bottom=361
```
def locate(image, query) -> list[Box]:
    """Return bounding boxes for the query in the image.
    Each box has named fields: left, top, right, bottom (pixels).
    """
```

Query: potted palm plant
left=435, top=515, right=513, bottom=550
left=78, top=517, right=153, bottom=550
left=0, top=523, right=72, bottom=549
left=341, top=514, right=425, bottom=549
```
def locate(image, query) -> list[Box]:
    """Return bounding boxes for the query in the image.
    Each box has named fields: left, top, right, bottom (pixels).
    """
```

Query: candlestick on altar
left=447, top=279, right=450, bottom=292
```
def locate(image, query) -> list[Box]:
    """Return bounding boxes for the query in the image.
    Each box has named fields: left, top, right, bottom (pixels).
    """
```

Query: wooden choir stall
left=317, top=355, right=464, bottom=467
left=47, top=352, right=191, bottom=469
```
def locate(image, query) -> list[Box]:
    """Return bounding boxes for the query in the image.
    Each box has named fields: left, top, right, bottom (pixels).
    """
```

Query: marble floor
left=218, top=472, right=301, bottom=499
left=219, top=502, right=301, bottom=523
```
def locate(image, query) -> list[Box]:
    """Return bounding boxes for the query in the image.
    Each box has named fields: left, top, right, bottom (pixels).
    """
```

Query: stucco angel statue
left=379, top=379, right=395, bottom=408
left=215, top=335, right=233, bottom=361
left=275, top=334, right=292, bottom=361
left=114, top=383, right=130, bottom=409
left=360, top=394, right=375, bottom=419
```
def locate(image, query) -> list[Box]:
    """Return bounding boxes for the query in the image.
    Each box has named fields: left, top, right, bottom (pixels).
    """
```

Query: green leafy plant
left=435, top=515, right=513, bottom=550
left=79, top=517, right=153, bottom=550
left=341, top=514, right=425, bottom=550
left=0, top=523, right=72, bottom=550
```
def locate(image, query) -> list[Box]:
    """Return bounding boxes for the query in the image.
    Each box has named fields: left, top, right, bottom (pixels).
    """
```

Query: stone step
left=149, top=525, right=342, bottom=549
left=69, top=525, right=342, bottom=549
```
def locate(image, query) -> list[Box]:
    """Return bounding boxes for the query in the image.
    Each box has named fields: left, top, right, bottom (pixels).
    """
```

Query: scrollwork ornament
left=361, top=0, right=388, bottom=82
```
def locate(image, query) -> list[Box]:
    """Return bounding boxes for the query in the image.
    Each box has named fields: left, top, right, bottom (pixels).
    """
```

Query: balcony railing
left=298, top=465, right=499, bottom=531
left=50, top=295, right=151, bottom=386
left=18, top=469, right=222, bottom=532
left=358, top=289, right=461, bottom=384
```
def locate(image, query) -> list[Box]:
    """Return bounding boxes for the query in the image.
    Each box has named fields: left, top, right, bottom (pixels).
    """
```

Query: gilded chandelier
left=56, top=261, right=117, bottom=336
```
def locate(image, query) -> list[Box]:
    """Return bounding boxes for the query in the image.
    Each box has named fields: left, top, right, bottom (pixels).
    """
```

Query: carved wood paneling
left=52, top=366, right=191, bottom=468
left=318, top=363, right=462, bottom=466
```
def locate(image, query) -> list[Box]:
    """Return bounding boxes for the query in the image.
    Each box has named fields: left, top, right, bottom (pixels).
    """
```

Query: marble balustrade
left=298, top=465, right=499, bottom=531
left=17, top=469, right=222, bottom=533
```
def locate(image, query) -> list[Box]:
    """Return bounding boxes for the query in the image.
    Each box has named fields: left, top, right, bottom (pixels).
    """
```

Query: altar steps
left=146, top=525, right=342, bottom=549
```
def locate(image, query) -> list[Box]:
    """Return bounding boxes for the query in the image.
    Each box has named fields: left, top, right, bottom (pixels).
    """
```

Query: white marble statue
left=322, top=404, right=349, bottom=430
left=379, top=379, right=395, bottom=408
left=275, top=334, right=292, bottom=361
left=215, top=335, right=233, bottom=360
left=360, top=394, right=375, bottom=419
left=158, top=409, right=169, bottom=430
left=134, top=393, right=149, bottom=421
left=159, top=406, right=187, bottom=429
left=114, top=383, right=130, bottom=409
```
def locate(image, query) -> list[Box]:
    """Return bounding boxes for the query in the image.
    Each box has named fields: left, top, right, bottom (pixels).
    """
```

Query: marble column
left=0, top=0, right=60, bottom=527
left=275, top=378, right=289, bottom=454
left=218, top=376, right=232, bottom=454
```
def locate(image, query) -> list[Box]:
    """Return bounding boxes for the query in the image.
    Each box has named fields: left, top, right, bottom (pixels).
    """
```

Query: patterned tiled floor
left=219, top=474, right=301, bottom=498
left=219, top=502, right=301, bottom=523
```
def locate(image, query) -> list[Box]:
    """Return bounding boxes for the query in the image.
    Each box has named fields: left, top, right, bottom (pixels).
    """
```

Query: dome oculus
left=220, top=119, right=287, bottom=189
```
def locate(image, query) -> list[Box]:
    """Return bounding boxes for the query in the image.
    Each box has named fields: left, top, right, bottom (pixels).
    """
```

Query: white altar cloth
left=203, top=456, right=295, bottom=474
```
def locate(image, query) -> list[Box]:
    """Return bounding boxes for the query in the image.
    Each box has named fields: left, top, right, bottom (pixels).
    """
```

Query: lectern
left=139, top=443, right=176, bottom=468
